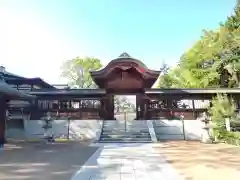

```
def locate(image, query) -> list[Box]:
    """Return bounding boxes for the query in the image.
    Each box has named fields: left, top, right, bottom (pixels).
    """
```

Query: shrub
left=208, top=93, right=240, bottom=145
left=223, top=132, right=240, bottom=146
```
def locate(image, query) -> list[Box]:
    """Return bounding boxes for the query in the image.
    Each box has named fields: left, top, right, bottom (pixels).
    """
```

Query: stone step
left=103, top=122, right=147, bottom=124
left=101, top=132, right=150, bottom=135
left=156, top=135, right=184, bottom=141
left=102, top=129, right=148, bottom=131
left=100, top=120, right=152, bottom=143
left=103, top=124, right=148, bottom=127
left=102, top=126, right=149, bottom=129
left=102, top=126, right=148, bottom=129
left=102, top=130, right=149, bottom=133
left=100, top=135, right=151, bottom=138
left=102, top=127, right=149, bottom=130
left=103, top=127, right=149, bottom=130
left=102, top=131, right=149, bottom=133
left=98, top=140, right=152, bottom=143
left=99, top=138, right=151, bottom=142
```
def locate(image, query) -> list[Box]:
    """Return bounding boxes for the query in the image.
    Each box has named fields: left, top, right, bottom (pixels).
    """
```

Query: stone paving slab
left=72, top=143, right=183, bottom=180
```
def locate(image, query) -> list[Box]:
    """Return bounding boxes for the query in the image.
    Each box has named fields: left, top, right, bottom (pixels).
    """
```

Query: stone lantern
left=198, top=112, right=213, bottom=143
left=180, top=113, right=186, bottom=140
left=42, top=112, right=54, bottom=142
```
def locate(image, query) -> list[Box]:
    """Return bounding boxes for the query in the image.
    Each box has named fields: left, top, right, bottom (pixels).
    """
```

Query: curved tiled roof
left=91, top=52, right=160, bottom=75
left=0, top=79, right=35, bottom=99
left=0, top=72, right=56, bottom=89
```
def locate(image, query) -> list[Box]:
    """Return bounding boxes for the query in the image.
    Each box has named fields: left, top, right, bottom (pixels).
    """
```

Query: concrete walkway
left=71, top=143, right=183, bottom=180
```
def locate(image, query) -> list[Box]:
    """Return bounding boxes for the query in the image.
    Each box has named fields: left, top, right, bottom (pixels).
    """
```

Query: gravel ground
left=0, top=141, right=98, bottom=180
left=154, top=141, right=240, bottom=180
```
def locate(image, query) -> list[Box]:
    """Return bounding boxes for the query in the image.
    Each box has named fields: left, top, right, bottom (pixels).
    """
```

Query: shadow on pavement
left=0, top=141, right=99, bottom=180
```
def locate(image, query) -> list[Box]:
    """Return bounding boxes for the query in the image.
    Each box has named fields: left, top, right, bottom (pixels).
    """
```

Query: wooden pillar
left=143, top=96, right=150, bottom=120
left=140, top=95, right=145, bottom=120
left=142, top=96, right=149, bottom=120
left=105, top=94, right=114, bottom=120
left=0, top=96, right=7, bottom=144
left=166, top=99, right=172, bottom=119
left=30, top=99, right=39, bottom=120
left=136, top=95, right=140, bottom=120
left=136, top=94, right=145, bottom=120
left=100, top=98, right=105, bottom=119
left=192, top=100, right=197, bottom=119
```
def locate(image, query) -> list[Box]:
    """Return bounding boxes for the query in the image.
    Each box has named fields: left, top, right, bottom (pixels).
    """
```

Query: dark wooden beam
left=0, top=96, right=7, bottom=145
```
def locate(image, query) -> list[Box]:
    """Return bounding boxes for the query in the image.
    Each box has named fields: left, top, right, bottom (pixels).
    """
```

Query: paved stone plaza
left=72, top=143, right=183, bottom=180
left=0, top=141, right=98, bottom=180
left=155, top=141, right=240, bottom=180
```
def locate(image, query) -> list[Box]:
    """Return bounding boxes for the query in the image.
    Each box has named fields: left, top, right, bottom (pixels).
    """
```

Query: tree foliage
left=114, top=96, right=136, bottom=113
left=208, top=94, right=240, bottom=143
left=61, top=57, right=102, bottom=88
left=158, top=4, right=240, bottom=144
left=158, top=5, right=240, bottom=88
left=209, top=94, right=236, bottom=121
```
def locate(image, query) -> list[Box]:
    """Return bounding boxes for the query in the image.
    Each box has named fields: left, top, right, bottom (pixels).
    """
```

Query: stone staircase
left=99, top=120, right=152, bottom=143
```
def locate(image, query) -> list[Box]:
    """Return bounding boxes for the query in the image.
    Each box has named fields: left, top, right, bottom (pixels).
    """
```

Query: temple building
left=0, top=53, right=240, bottom=142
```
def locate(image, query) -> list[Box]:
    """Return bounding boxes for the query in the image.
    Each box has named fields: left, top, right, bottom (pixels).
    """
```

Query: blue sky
left=0, top=0, right=236, bottom=84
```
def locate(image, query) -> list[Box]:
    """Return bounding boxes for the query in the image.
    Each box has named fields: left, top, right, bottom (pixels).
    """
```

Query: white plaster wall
left=6, top=117, right=201, bottom=141
left=184, top=120, right=202, bottom=140
left=153, top=119, right=202, bottom=141
left=24, top=119, right=103, bottom=141
left=5, top=128, right=26, bottom=139
left=6, top=119, right=103, bottom=141
left=68, top=120, right=103, bottom=141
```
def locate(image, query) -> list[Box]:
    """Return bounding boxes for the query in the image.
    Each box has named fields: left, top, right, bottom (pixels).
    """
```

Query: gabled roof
left=0, top=72, right=56, bottom=89
left=90, top=53, right=161, bottom=76
left=0, top=66, right=26, bottom=79
left=0, top=79, right=36, bottom=100
left=90, top=53, right=161, bottom=89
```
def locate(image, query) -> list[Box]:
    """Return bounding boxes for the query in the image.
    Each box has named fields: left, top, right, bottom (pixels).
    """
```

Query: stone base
left=201, top=129, right=212, bottom=143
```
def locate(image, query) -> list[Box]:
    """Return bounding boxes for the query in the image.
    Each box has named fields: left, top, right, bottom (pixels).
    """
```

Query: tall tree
left=61, top=57, right=102, bottom=88
left=159, top=5, right=240, bottom=89
left=158, top=63, right=173, bottom=88
left=220, top=5, right=240, bottom=87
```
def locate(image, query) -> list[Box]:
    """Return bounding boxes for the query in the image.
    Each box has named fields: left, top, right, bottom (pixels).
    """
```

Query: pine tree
left=158, top=3, right=240, bottom=88
left=225, top=5, right=240, bottom=31
left=220, top=5, right=240, bottom=87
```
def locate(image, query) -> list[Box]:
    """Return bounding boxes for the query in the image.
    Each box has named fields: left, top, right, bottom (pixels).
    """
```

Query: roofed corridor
left=1, top=53, right=240, bottom=180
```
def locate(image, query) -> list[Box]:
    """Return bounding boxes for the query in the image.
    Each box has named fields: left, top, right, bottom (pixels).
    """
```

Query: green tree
left=219, top=5, right=240, bottom=87
left=61, top=57, right=102, bottom=88
left=114, top=96, right=135, bottom=113
left=158, top=63, right=174, bottom=88
left=159, top=5, right=240, bottom=89
left=208, top=94, right=237, bottom=140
